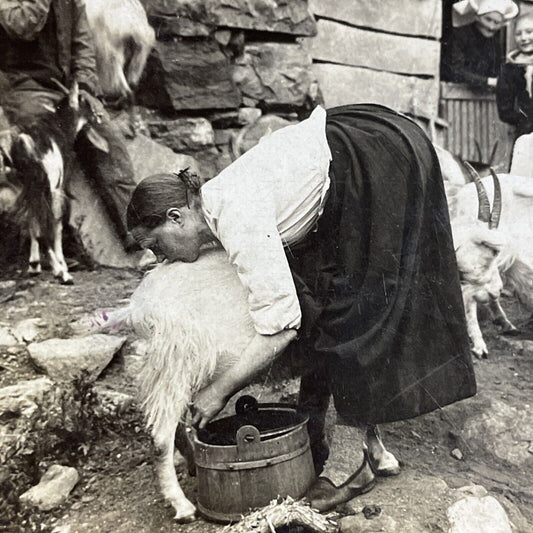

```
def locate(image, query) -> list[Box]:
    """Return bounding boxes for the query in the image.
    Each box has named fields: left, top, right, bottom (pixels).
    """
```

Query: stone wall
left=135, top=0, right=320, bottom=178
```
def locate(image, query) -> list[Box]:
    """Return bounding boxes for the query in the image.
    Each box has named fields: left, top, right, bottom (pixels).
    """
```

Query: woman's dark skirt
left=288, top=104, right=476, bottom=425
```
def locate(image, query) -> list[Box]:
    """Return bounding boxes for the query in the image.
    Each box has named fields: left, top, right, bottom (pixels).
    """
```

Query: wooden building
left=307, top=0, right=529, bottom=171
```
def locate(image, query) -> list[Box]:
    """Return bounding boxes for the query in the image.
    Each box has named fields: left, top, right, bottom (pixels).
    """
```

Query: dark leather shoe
left=305, top=450, right=376, bottom=512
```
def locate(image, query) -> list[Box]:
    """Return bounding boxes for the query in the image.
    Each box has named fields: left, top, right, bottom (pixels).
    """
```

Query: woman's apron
left=287, top=104, right=476, bottom=425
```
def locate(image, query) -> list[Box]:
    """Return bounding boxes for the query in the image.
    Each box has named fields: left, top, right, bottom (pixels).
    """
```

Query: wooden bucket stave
left=193, top=402, right=315, bottom=523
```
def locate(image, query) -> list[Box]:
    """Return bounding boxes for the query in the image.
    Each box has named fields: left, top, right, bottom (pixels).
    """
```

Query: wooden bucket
left=192, top=396, right=315, bottom=523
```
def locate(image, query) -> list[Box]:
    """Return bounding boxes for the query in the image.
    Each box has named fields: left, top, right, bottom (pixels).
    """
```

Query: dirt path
left=1, top=266, right=532, bottom=532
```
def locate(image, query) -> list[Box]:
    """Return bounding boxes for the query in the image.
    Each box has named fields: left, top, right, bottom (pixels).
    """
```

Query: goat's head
left=52, top=80, right=109, bottom=153
left=453, top=164, right=506, bottom=305
left=454, top=223, right=505, bottom=304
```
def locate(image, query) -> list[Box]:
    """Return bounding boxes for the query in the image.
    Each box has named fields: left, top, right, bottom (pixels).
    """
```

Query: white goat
left=99, top=248, right=398, bottom=522
left=84, top=0, right=155, bottom=99
left=451, top=170, right=533, bottom=357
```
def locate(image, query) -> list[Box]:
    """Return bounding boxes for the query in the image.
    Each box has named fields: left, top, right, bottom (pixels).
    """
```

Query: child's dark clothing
left=497, top=53, right=533, bottom=136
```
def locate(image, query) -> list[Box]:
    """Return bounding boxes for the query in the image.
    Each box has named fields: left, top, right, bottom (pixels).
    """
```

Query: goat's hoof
left=471, top=339, right=488, bottom=359
left=173, top=509, right=196, bottom=523
left=370, top=450, right=401, bottom=477
left=60, top=276, right=74, bottom=285
left=502, top=327, right=521, bottom=337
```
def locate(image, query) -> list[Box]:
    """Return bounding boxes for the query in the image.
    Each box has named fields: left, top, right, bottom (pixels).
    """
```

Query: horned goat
left=3, top=82, right=108, bottom=283
left=84, top=0, right=155, bottom=100
left=95, top=247, right=399, bottom=522
left=451, top=167, right=533, bottom=357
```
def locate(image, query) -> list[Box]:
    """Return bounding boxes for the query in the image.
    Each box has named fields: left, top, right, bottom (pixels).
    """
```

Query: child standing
left=497, top=12, right=533, bottom=175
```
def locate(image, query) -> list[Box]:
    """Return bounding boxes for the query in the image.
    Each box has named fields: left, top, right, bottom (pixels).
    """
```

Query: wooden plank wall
left=307, top=0, right=442, bottom=118
left=440, top=83, right=513, bottom=170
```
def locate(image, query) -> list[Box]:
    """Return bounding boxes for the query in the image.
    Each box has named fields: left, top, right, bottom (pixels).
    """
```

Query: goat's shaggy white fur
left=98, top=248, right=398, bottom=522
left=85, top=0, right=155, bottom=99
left=111, top=249, right=255, bottom=436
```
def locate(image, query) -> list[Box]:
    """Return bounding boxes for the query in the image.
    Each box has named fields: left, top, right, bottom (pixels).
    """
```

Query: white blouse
left=200, top=105, right=332, bottom=335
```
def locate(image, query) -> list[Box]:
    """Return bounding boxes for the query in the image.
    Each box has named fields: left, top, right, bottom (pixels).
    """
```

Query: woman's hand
left=190, top=329, right=297, bottom=429
left=190, top=383, right=229, bottom=429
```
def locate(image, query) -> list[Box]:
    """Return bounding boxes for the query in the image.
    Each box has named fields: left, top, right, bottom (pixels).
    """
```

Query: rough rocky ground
left=1, top=263, right=532, bottom=533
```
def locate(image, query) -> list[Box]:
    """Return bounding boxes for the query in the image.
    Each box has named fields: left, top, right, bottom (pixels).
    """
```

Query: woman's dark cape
left=288, top=104, right=476, bottom=425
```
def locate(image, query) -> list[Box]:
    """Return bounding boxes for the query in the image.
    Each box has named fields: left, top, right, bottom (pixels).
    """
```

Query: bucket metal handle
left=236, top=424, right=261, bottom=453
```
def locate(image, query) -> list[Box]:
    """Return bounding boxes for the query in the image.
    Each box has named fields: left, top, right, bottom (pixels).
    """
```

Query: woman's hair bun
left=175, top=168, right=203, bottom=192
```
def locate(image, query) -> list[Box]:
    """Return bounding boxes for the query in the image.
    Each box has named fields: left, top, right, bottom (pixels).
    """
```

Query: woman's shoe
left=305, top=449, right=376, bottom=512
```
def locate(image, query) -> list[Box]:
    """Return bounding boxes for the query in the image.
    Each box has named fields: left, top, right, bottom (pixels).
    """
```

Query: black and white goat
left=5, top=82, right=108, bottom=284
left=85, top=0, right=155, bottom=101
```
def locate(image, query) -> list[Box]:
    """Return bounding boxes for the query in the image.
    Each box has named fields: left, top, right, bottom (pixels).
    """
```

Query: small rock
left=19, top=465, right=79, bottom=511
left=93, top=386, right=134, bottom=416
left=362, top=504, right=381, bottom=519
left=447, top=496, right=512, bottom=533
left=0, top=377, right=54, bottom=419
left=0, top=327, right=17, bottom=347
left=27, top=334, right=127, bottom=383
left=51, top=526, right=71, bottom=533
left=455, top=485, right=488, bottom=498
left=214, top=29, right=231, bottom=46
left=450, top=448, right=463, bottom=461
left=0, top=280, right=16, bottom=303
left=12, top=318, right=46, bottom=343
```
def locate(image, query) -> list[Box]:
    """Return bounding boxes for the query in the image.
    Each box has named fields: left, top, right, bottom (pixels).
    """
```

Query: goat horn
left=489, top=168, right=502, bottom=230
left=50, top=78, right=70, bottom=95
left=474, top=140, right=483, bottom=163
left=464, top=160, right=490, bottom=223
left=489, top=141, right=499, bottom=166
left=69, top=81, right=79, bottom=111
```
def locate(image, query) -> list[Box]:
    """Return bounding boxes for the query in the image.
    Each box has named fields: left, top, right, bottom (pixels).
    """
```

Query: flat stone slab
left=139, top=38, right=241, bottom=111
left=146, top=0, right=316, bottom=37
left=20, top=465, right=79, bottom=511
left=462, top=398, right=533, bottom=467
left=233, top=42, right=313, bottom=106
left=27, top=335, right=127, bottom=383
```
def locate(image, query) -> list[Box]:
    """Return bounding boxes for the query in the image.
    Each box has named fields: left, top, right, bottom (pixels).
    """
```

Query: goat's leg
left=174, top=424, right=196, bottom=477
left=465, top=299, right=488, bottom=358
left=365, top=425, right=400, bottom=477
left=490, top=298, right=519, bottom=335
left=49, top=219, right=72, bottom=284
left=153, top=420, right=196, bottom=523
left=28, top=222, right=42, bottom=276
left=125, top=39, right=152, bottom=90
left=112, top=52, right=132, bottom=100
